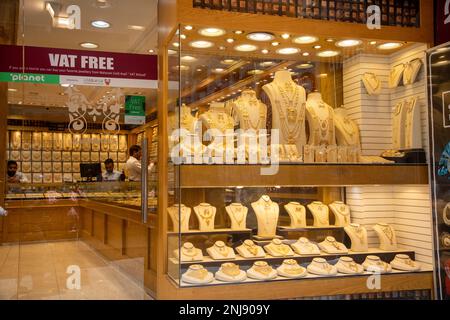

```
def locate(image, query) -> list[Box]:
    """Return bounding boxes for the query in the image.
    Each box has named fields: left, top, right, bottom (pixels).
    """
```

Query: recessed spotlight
left=271, top=41, right=280, bottom=46
left=234, top=30, right=243, bottom=34
left=196, top=68, right=202, bottom=72
left=261, top=49, right=269, bottom=54
left=234, top=44, right=258, bottom=52
left=91, top=20, right=110, bottom=28
left=297, top=63, right=314, bottom=69
left=80, top=42, right=98, bottom=49
left=181, top=56, right=197, bottom=62
left=260, top=61, right=274, bottom=67
left=369, top=41, right=377, bottom=45
left=326, top=38, right=334, bottom=42
left=8, top=88, right=17, bottom=92
left=148, top=49, right=155, bottom=53
left=184, top=25, right=193, bottom=30
left=248, top=69, right=263, bottom=75
left=293, top=35, right=318, bottom=44
left=128, top=25, right=145, bottom=31
left=313, top=45, right=322, bottom=49
left=180, top=34, right=187, bottom=40
left=318, top=73, right=328, bottom=78
left=226, top=38, right=235, bottom=43
left=221, top=59, right=236, bottom=65
left=247, top=32, right=275, bottom=42
left=173, top=42, right=180, bottom=47
left=281, top=33, right=290, bottom=39
left=218, top=46, right=226, bottom=50
left=212, top=68, right=225, bottom=73
left=198, top=27, right=226, bottom=37
left=276, top=47, right=300, bottom=55
left=302, top=52, right=310, bottom=56
left=336, top=39, right=362, bottom=47
left=189, top=40, right=214, bottom=48
left=317, top=50, right=340, bottom=57
left=377, top=42, right=403, bottom=50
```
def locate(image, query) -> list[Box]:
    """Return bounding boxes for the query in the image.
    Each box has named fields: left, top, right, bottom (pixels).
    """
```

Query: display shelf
left=169, top=248, right=416, bottom=267
left=168, top=228, right=253, bottom=236
left=179, top=164, right=428, bottom=188
left=278, top=226, right=344, bottom=231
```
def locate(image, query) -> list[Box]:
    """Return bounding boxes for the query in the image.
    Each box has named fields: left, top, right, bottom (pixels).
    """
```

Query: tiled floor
left=0, top=241, right=152, bottom=300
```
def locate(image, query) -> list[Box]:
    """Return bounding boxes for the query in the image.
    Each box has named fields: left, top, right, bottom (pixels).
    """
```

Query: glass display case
left=164, top=23, right=433, bottom=292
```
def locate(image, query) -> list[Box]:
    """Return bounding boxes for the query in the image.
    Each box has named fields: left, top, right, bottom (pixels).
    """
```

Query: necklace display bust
left=276, top=259, right=307, bottom=279
left=390, top=254, right=421, bottom=271
left=344, top=223, right=369, bottom=252
left=392, top=101, right=406, bottom=150
left=333, top=108, right=361, bottom=148
left=291, top=237, right=321, bottom=255
left=318, top=236, right=348, bottom=254
left=232, top=90, right=267, bottom=131
left=373, top=223, right=398, bottom=251
left=262, top=70, right=307, bottom=152
left=362, top=255, right=392, bottom=273
left=284, top=202, right=306, bottom=228
left=403, top=58, right=423, bottom=85
left=173, top=242, right=203, bottom=262
left=264, top=239, right=294, bottom=257
left=199, top=102, right=234, bottom=135
left=305, top=92, right=336, bottom=146
left=193, top=203, right=216, bottom=231
left=247, top=261, right=278, bottom=280
left=181, top=264, right=214, bottom=284
left=328, top=201, right=351, bottom=226
left=403, top=96, right=422, bottom=149
left=389, top=63, right=405, bottom=88
left=236, top=239, right=266, bottom=258
left=307, top=201, right=330, bottom=227
left=362, top=72, right=382, bottom=95
left=206, top=241, right=236, bottom=260
left=225, top=203, right=248, bottom=230
left=180, top=104, right=199, bottom=133
left=335, top=257, right=364, bottom=274
left=167, top=204, right=191, bottom=232
left=251, top=195, right=279, bottom=239
left=215, top=262, right=247, bottom=282
left=307, top=258, right=337, bottom=276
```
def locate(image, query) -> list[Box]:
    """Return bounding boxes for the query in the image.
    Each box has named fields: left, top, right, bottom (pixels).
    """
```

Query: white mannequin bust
left=307, top=201, right=330, bottom=227
left=335, top=257, right=364, bottom=274
left=373, top=223, right=398, bottom=251
left=225, top=203, right=248, bottom=230
left=199, top=102, right=234, bottom=139
left=206, top=241, right=236, bottom=260
left=180, top=104, right=199, bottom=133
left=181, top=264, right=214, bottom=284
left=305, top=92, right=336, bottom=146
left=235, top=239, right=266, bottom=258
left=263, top=239, right=294, bottom=257
left=392, top=101, right=406, bottom=149
left=193, top=203, right=216, bottom=231
left=246, top=261, right=277, bottom=280
left=403, top=96, right=422, bottom=149
left=318, top=236, right=348, bottom=254
left=362, top=255, right=392, bottom=273
left=333, top=107, right=361, bottom=147
left=291, top=237, right=321, bottom=255
left=390, top=254, right=421, bottom=271
left=344, top=223, right=369, bottom=252
left=284, top=202, right=306, bottom=228
left=215, top=262, right=247, bottom=282
left=173, top=242, right=203, bottom=262
left=232, top=89, right=267, bottom=131
left=276, top=259, right=307, bottom=279
left=167, top=204, right=191, bottom=232
left=262, top=70, right=307, bottom=152
left=251, top=195, right=279, bottom=238
left=306, top=258, right=337, bottom=276
left=328, top=201, right=351, bottom=226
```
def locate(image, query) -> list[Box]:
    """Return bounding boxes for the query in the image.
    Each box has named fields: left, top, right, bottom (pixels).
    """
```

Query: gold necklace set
left=229, top=205, right=245, bottom=227
left=214, top=243, right=230, bottom=258
left=187, top=265, right=208, bottom=280
left=380, top=225, right=394, bottom=245
left=198, top=206, right=214, bottom=227
left=281, top=260, right=304, bottom=275
left=243, top=241, right=259, bottom=256
left=363, top=72, right=381, bottom=94
left=221, top=263, right=241, bottom=277
left=253, top=262, right=273, bottom=276
left=204, top=111, right=234, bottom=133
left=181, top=245, right=198, bottom=258
left=352, top=225, right=366, bottom=243
left=312, top=204, right=329, bottom=225
left=308, top=104, right=334, bottom=144
left=269, top=242, right=291, bottom=256
left=238, top=98, right=266, bottom=130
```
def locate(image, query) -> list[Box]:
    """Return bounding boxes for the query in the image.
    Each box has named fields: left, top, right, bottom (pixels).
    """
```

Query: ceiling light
left=180, top=34, right=187, bottom=40
left=8, top=88, right=17, bottom=92
left=168, top=49, right=177, bottom=55
left=247, top=32, right=275, bottom=42
left=196, top=68, right=202, bottom=72
left=313, top=45, right=322, bottom=49
left=234, top=30, right=243, bottom=34
left=213, top=68, right=225, bottom=73
left=369, top=41, right=377, bottom=45
left=128, top=25, right=145, bottom=31
left=377, top=42, right=403, bottom=50
left=198, top=27, right=226, bottom=37
left=189, top=40, right=214, bottom=48
left=276, top=47, right=300, bottom=55
left=184, top=25, right=193, bottom=30
left=261, top=49, right=269, bottom=54
left=336, top=39, right=362, bottom=47
left=271, top=41, right=280, bottom=46
left=234, top=44, right=258, bottom=52
left=181, top=56, right=197, bottom=62
left=326, top=38, right=334, bottom=42
left=173, top=65, right=190, bottom=71
left=317, top=50, right=340, bottom=57
left=221, top=59, right=236, bottom=65
left=293, top=35, right=318, bottom=44
left=260, top=61, right=274, bottom=67
left=91, top=20, right=110, bottom=28
left=80, top=42, right=98, bottom=49
left=173, top=42, right=180, bottom=47
left=248, top=69, right=263, bottom=75
left=218, top=46, right=226, bottom=50
left=226, top=38, right=234, bottom=43
left=281, top=33, right=290, bottom=39
left=297, top=63, right=314, bottom=69
left=319, top=73, right=328, bottom=77
left=302, top=52, right=310, bottom=56
left=148, top=49, right=155, bottom=53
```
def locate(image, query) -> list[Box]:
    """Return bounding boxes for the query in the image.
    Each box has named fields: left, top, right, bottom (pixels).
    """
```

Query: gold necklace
left=244, top=241, right=259, bottom=256
left=380, top=225, right=394, bottom=245
left=215, top=244, right=230, bottom=258
left=181, top=246, right=198, bottom=258
left=222, top=263, right=241, bottom=277
left=271, top=243, right=290, bottom=256
left=229, top=205, right=245, bottom=227
left=312, top=204, right=328, bottom=225
left=282, top=261, right=303, bottom=275
left=254, top=264, right=273, bottom=276
left=239, top=99, right=266, bottom=130
left=342, top=117, right=355, bottom=137
left=187, top=266, right=208, bottom=280
left=327, top=239, right=341, bottom=250
left=308, top=105, right=333, bottom=144
left=198, top=206, right=213, bottom=227
left=352, top=225, right=365, bottom=243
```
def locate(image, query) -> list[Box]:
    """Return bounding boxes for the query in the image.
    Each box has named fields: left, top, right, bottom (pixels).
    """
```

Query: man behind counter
left=102, top=158, right=123, bottom=182
left=6, top=160, right=29, bottom=183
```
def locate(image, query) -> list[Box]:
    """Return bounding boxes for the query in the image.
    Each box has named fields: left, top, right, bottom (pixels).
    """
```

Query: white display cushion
left=362, top=255, right=392, bottom=274
left=276, top=259, right=307, bottom=279
left=173, top=242, right=203, bottom=262
left=235, top=240, right=266, bottom=258
left=264, top=239, right=294, bottom=257
left=291, top=237, right=321, bottom=255
left=335, top=257, right=364, bottom=274
left=206, top=241, right=235, bottom=260
left=306, top=258, right=338, bottom=276
left=246, top=261, right=277, bottom=280
left=214, top=263, right=247, bottom=283
left=318, top=236, right=348, bottom=254
left=181, top=265, right=214, bottom=284
left=390, top=254, right=421, bottom=271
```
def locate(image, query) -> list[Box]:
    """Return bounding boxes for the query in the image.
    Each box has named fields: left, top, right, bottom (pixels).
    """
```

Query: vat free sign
left=0, top=44, right=157, bottom=88
left=125, top=95, right=146, bottom=125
